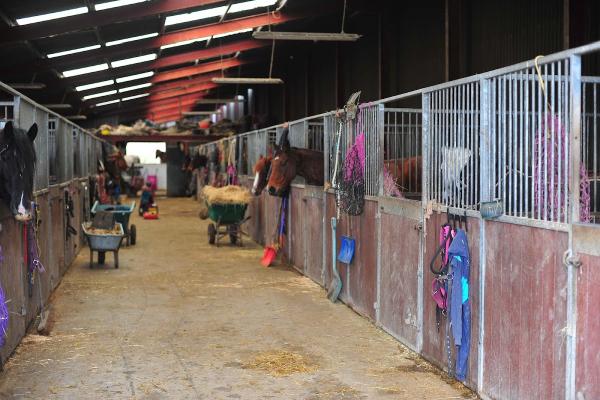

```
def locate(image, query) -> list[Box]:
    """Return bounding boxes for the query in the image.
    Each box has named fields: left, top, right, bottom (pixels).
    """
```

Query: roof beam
left=151, top=57, right=245, bottom=84
left=0, top=0, right=225, bottom=44
left=91, top=91, right=209, bottom=114
left=64, top=41, right=260, bottom=84
left=55, top=11, right=296, bottom=69
left=148, top=82, right=218, bottom=101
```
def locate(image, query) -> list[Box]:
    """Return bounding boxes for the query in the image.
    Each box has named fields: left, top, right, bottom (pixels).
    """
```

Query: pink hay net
left=343, top=132, right=402, bottom=198
left=533, top=114, right=590, bottom=222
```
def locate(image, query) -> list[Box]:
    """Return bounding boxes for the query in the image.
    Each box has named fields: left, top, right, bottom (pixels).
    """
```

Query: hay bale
left=202, top=185, right=252, bottom=205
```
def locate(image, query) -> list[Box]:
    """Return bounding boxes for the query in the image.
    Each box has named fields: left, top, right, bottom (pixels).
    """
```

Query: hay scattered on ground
left=243, top=350, right=318, bottom=376
left=203, top=185, right=252, bottom=205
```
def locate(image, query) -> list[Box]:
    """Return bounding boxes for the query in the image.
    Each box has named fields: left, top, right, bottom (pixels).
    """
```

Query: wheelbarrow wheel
left=130, top=224, right=137, bottom=245
left=208, top=223, right=216, bottom=245
left=228, top=225, right=238, bottom=245
left=98, top=251, right=106, bottom=265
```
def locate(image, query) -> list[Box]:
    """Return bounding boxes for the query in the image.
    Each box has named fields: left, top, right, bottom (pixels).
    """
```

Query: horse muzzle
left=14, top=212, right=32, bottom=222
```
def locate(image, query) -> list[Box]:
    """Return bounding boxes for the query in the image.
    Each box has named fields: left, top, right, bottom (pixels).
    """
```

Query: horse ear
left=27, top=123, right=38, bottom=142
left=2, top=121, right=14, bottom=142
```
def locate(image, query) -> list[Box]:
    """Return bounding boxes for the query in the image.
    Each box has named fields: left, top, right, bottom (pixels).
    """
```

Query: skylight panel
left=122, top=93, right=149, bottom=101
left=164, top=6, right=226, bottom=26
left=118, top=83, right=152, bottom=93
left=106, top=33, right=159, bottom=47
left=62, top=63, right=109, bottom=78
left=82, top=90, right=118, bottom=101
left=95, top=0, right=149, bottom=11
left=16, top=7, right=88, bottom=25
left=116, top=71, right=155, bottom=83
left=76, top=80, right=115, bottom=92
left=47, top=45, right=101, bottom=59
left=111, top=54, right=157, bottom=68
left=164, top=0, right=278, bottom=27
left=95, top=99, right=120, bottom=107
left=229, top=0, right=277, bottom=13
left=213, top=28, right=252, bottom=39
left=160, top=37, right=210, bottom=50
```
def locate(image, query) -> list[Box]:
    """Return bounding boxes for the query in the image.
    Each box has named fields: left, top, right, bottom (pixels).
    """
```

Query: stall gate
left=197, top=43, right=600, bottom=400
left=0, top=83, right=105, bottom=366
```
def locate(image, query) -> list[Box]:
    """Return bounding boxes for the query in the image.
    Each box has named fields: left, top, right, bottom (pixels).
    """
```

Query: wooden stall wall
left=576, top=252, right=600, bottom=400
left=302, top=186, right=325, bottom=287
left=289, top=186, right=305, bottom=274
left=482, top=222, right=567, bottom=400
left=422, top=213, right=481, bottom=389
left=377, top=198, right=422, bottom=351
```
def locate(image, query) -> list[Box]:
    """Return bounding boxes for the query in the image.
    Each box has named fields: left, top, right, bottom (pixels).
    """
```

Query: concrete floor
left=0, top=198, right=475, bottom=399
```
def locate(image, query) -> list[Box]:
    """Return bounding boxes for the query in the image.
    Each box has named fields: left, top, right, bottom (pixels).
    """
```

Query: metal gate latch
left=563, top=249, right=582, bottom=269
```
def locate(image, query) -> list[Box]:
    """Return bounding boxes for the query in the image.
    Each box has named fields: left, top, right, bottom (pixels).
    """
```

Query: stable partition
left=197, top=43, right=600, bottom=400
left=0, top=83, right=105, bottom=365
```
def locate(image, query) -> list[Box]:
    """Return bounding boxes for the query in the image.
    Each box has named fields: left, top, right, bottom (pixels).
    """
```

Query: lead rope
left=446, top=271, right=453, bottom=378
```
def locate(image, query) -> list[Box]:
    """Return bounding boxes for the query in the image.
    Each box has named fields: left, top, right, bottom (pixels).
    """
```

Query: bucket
left=337, top=236, right=355, bottom=264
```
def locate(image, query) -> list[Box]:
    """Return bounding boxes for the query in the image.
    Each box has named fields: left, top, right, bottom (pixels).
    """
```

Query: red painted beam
left=152, top=57, right=243, bottom=84
left=94, top=92, right=208, bottom=115
left=65, top=41, right=260, bottom=85
left=147, top=71, right=222, bottom=93
left=56, top=12, right=297, bottom=71
left=0, top=0, right=225, bottom=43
left=148, top=83, right=218, bottom=101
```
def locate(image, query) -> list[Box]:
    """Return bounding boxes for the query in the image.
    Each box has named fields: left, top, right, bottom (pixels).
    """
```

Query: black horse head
left=0, top=121, right=37, bottom=221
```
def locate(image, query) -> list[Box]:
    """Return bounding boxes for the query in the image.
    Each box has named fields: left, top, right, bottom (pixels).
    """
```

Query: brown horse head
left=251, top=155, right=272, bottom=196
left=267, top=147, right=302, bottom=197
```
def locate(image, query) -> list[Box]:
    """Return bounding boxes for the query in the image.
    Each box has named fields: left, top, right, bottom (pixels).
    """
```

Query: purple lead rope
left=0, top=245, right=8, bottom=347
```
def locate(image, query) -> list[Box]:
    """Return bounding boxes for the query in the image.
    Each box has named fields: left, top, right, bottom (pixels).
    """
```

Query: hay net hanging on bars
left=335, top=94, right=365, bottom=216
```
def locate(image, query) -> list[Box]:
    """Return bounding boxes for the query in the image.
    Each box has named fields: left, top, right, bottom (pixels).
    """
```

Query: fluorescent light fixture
left=212, top=77, right=283, bottom=84
left=122, top=93, right=149, bottom=101
left=252, top=31, right=361, bottom=42
left=62, top=63, right=109, bottom=78
left=183, top=111, right=222, bottom=116
left=165, top=0, right=276, bottom=26
left=213, top=28, right=252, bottom=39
left=43, top=104, right=72, bottom=109
left=116, top=71, right=154, bottom=83
left=118, top=83, right=152, bottom=93
left=47, top=44, right=101, bottom=59
left=83, top=90, right=118, bottom=101
left=160, top=37, right=210, bottom=50
left=164, top=6, right=226, bottom=26
left=111, top=53, right=157, bottom=68
left=95, top=99, right=120, bottom=107
left=106, top=32, right=158, bottom=47
left=229, top=0, right=277, bottom=13
left=9, top=83, right=46, bottom=89
left=196, top=98, right=242, bottom=104
left=65, top=115, right=87, bottom=120
left=95, top=0, right=149, bottom=11
left=76, top=79, right=115, bottom=92
left=16, top=7, right=88, bottom=25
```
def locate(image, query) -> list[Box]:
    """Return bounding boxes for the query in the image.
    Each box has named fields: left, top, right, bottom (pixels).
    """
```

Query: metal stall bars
left=72, top=128, right=80, bottom=179
left=15, top=97, right=49, bottom=192
left=307, top=117, right=325, bottom=152
left=582, top=76, right=600, bottom=223
left=485, top=60, right=571, bottom=224
left=246, top=129, right=268, bottom=177
left=48, top=118, right=58, bottom=185
left=424, top=81, right=480, bottom=211
left=383, top=107, right=423, bottom=199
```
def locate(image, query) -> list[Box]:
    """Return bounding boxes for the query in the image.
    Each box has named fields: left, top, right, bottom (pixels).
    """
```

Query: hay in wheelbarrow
left=202, top=185, right=252, bottom=205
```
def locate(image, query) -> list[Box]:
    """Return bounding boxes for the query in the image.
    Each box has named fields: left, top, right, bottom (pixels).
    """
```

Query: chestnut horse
left=251, top=155, right=272, bottom=196
left=384, top=155, right=422, bottom=194
left=266, top=129, right=324, bottom=197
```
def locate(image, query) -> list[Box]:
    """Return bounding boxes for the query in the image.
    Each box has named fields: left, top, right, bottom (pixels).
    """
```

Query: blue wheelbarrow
left=91, top=201, right=137, bottom=246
